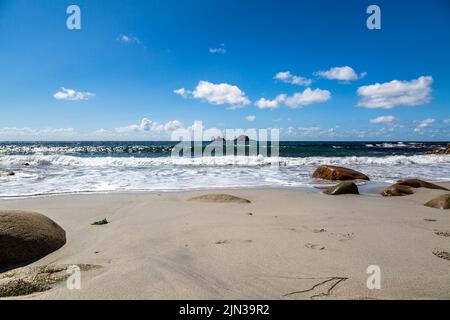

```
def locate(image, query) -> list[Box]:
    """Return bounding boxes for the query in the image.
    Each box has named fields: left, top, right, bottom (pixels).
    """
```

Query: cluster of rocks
left=380, top=179, right=449, bottom=209
left=211, top=135, right=256, bottom=144
left=313, top=165, right=449, bottom=209
left=312, top=165, right=368, bottom=196
left=381, top=179, right=449, bottom=198
left=427, top=145, right=450, bottom=155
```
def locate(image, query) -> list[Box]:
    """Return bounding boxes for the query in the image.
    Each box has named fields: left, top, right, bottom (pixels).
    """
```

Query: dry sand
left=0, top=185, right=449, bottom=300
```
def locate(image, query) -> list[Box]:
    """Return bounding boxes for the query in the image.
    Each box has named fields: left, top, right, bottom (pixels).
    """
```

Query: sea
left=0, top=141, right=449, bottom=198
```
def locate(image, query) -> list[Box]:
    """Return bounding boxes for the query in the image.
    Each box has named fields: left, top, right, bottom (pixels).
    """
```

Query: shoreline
left=1, top=184, right=449, bottom=299
left=0, top=182, right=401, bottom=200
left=0, top=178, right=447, bottom=201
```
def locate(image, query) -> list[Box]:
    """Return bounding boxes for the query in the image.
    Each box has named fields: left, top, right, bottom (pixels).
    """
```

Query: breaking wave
left=1, top=152, right=449, bottom=198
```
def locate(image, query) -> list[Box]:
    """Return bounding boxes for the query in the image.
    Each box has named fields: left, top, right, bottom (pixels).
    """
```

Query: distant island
left=211, top=135, right=256, bottom=144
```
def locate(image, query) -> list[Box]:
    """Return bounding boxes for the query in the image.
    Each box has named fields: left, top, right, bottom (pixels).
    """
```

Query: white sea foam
left=0, top=154, right=449, bottom=198
left=1, top=154, right=449, bottom=167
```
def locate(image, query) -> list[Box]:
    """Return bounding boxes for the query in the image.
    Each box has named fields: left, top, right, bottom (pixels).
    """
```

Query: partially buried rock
left=0, top=210, right=66, bottom=267
left=424, top=194, right=450, bottom=210
left=381, top=184, right=414, bottom=197
left=0, top=264, right=99, bottom=297
left=188, top=194, right=251, bottom=203
left=396, top=179, right=449, bottom=191
left=312, top=165, right=369, bottom=181
left=324, top=181, right=359, bottom=195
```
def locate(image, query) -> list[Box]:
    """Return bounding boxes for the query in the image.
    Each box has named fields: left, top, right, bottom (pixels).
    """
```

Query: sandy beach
left=1, top=0, right=450, bottom=307
left=1, top=185, right=449, bottom=300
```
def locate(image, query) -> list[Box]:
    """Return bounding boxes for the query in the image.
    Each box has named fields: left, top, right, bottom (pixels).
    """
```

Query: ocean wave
left=364, top=142, right=445, bottom=149
left=365, top=142, right=408, bottom=148
left=1, top=153, right=449, bottom=198
left=0, top=144, right=175, bottom=155
left=1, top=154, right=449, bottom=168
left=1, top=141, right=446, bottom=155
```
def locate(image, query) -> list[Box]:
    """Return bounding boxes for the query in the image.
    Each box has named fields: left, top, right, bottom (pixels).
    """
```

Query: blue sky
left=0, top=0, right=449, bottom=141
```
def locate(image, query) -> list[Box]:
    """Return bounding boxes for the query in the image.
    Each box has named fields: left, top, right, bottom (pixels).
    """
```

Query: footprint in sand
left=303, top=227, right=352, bottom=242
left=333, top=232, right=355, bottom=242
left=305, top=243, right=325, bottom=250
left=302, top=226, right=327, bottom=233
left=434, top=231, right=450, bottom=237
left=215, top=240, right=253, bottom=245
left=216, top=240, right=229, bottom=245
left=292, top=227, right=327, bottom=234
left=433, top=249, right=450, bottom=261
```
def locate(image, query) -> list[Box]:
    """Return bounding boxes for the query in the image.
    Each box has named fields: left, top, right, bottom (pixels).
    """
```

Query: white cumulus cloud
left=246, top=115, right=256, bottom=122
left=256, top=88, right=331, bottom=109
left=173, top=88, right=190, bottom=98
left=175, top=81, right=251, bottom=108
left=357, top=76, right=433, bottom=109
left=255, top=94, right=286, bottom=110
left=370, top=116, right=397, bottom=124
left=193, top=81, right=250, bottom=106
left=187, top=121, right=204, bottom=132
left=274, top=71, right=312, bottom=86
left=115, top=118, right=182, bottom=133
left=53, top=87, right=95, bottom=101
left=315, top=66, right=364, bottom=81
left=283, top=88, right=331, bottom=108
